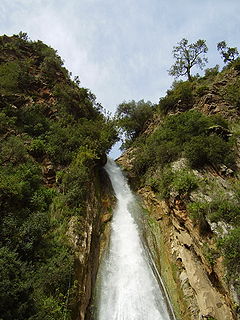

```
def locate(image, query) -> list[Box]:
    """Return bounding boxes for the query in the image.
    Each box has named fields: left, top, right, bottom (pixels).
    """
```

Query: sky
left=1, top=0, right=240, bottom=157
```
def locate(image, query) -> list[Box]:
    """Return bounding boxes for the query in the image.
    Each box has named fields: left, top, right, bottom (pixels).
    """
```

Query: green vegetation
left=218, top=228, right=240, bottom=288
left=168, top=38, right=208, bottom=81
left=130, top=110, right=235, bottom=176
left=146, top=167, right=199, bottom=200
left=187, top=181, right=240, bottom=294
left=0, top=33, right=117, bottom=319
left=158, top=80, right=194, bottom=114
left=202, top=243, right=219, bottom=266
left=116, top=42, right=240, bottom=302
left=115, top=99, right=154, bottom=148
left=223, top=77, right=240, bottom=110
left=217, top=41, right=239, bottom=63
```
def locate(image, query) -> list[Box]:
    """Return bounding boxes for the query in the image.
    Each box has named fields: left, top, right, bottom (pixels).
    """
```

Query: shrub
left=0, top=112, right=16, bottom=134
left=0, top=247, right=34, bottom=319
left=62, top=147, right=97, bottom=209
left=17, top=211, right=50, bottom=261
left=218, top=227, right=240, bottom=280
left=231, top=57, right=240, bottom=71
left=223, top=78, right=240, bottom=110
left=0, top=61, right=20, bottom=93
left=157, top=167, right=174, bottom=199
left=204, top=65, right=219, bottom=78
left=184, top=134, right=234, bottom=168
left=145, top=166, right=174, bottom=199
left=203, top=243, right=219, bottom=266
left=208, top=199, right=239, bottom=226
left=187, top=201, right=212, bottom=235
left=19, top=104, right=50, bottom=137
left=171, top=169, right=199, bottom=195
left=158, top=94, right=178, bottom=115
left=196, top=85, right=209, bottom=97
left=116, top=100, right=154, bottom=146
left=131, top=110, right=235, bottom=180
left=146, top=168, right=199, bottom=199
left=0, top=136, right=28, bottom=165
left=132, top=144, right=152, bottom=175
left=158, top=81, right=194, bottom=114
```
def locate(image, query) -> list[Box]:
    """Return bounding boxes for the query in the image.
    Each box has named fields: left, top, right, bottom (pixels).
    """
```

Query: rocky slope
left=0, top=33, right=117, bottom=320
left=117, top=64, right=240, bottom=320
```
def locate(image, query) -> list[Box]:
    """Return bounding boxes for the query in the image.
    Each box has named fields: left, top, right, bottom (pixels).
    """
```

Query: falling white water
left=95, top=158, right=175, bottom=320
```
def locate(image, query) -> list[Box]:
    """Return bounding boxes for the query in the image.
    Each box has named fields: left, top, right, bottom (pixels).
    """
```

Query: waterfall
left=95, top=158, right=176, bottom=320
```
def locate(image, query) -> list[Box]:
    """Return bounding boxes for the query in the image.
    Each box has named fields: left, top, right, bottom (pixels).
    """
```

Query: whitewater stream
left=95, top=158, right=176, bottom=320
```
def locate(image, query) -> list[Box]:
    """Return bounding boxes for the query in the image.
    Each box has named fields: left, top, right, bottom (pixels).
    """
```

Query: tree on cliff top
left=169, top=38, right=208, bottom=81
left=116, top=100, right=154, bottom=148
left=217, top=41, right=239, bottom=63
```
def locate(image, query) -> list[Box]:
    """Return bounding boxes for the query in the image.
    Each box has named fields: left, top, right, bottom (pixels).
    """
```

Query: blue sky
left=1, top=0, right=240, bottom=157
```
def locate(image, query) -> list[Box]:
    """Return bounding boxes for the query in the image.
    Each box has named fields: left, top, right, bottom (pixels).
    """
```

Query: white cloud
left=1, top=0, right=240, bottom=114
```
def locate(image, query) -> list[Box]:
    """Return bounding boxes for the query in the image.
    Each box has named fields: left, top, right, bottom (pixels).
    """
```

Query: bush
left=208, top=199, right=239, bottom=226
left=0, top=112, right=16, bottom=134
left=204, top=65, right=219, bottom=78
left=0, top=136, right=28, bottom=165
left=158, top=81, right=194, bottom=114
left=19, top=104, right=50, bottom=137
left=196, top=85, right=209, bottom=97
left=62, top=147, right=97, bottom=209
left=116, top=100, right=154, bottom=146
left=0, top=61, right=20, bottom=93
left=17, top=211, right=50, bottom=261
left=187, top=201, right=212, bottom=235
left=171, top=169, right=199, bottom=195
left=231, top=57, right=240, bottom=71
left=223, top=78, right=240, bottom=110
left=158, top=94, right=178, bottom=115
left=146, top=166, right=174, bottom=199
left=0, top=247, right=34, bottom=319
left=218, top=227, right=240, bottom=280
left=184, top=134, right=234, bottom=168
left=203, top=243, right=219, bottom=266
left=131, top=110, right=235, bottom=181
left=146, top=168, right=199, bottom=200
left=29, top=139, right=46, bottom=158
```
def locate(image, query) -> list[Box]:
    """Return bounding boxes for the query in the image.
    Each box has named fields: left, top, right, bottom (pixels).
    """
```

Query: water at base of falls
left=94, top=158, right=175, bottom=320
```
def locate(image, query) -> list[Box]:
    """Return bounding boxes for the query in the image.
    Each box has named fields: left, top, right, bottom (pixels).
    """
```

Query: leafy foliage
left=223, top=78, right=240, bottom=110
left=132, top=110, right=234, bottom=176
left=218, top=228, right=240, bottom=297
left=171, top=169, right=199, bottom=195
left=0, top=61, right=21, bottom=92
left=217, top=41, right=239, bottom=63
left=0, top=33, right=118, bottom=319
left=147, top=167, right=199, bottom=200
left=115, top=100, right=154, bottom=148
left=169, top=38, right=208, bottom=81
left=158, top=80, right=194, bottom=114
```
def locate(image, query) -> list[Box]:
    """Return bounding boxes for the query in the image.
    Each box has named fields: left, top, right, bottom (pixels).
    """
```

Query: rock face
left=117, top=142, right=238, bottom=320
left=137, top=186, right=235, bottom=320
left=195, top=68, right=240, bottom=121
left=114, top=65, right=240, bottom=320
left=67, top=168, right=115, bottom=320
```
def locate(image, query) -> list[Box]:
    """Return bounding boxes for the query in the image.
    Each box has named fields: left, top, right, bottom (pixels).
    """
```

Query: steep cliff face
left=0, top=34, right=117, bottom=319
left=117, top=65, right=240, bottom=320
left=118, top=152, right=238, bottom=320
left=67, top=168, right=115, bottom=320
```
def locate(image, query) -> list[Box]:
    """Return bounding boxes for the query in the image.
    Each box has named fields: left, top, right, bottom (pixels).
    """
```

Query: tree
left=115, top=100, right=154, bottom=147
left=217, top=41, right=239, bottom=63
left=169, top=38, right=208, bottom=81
